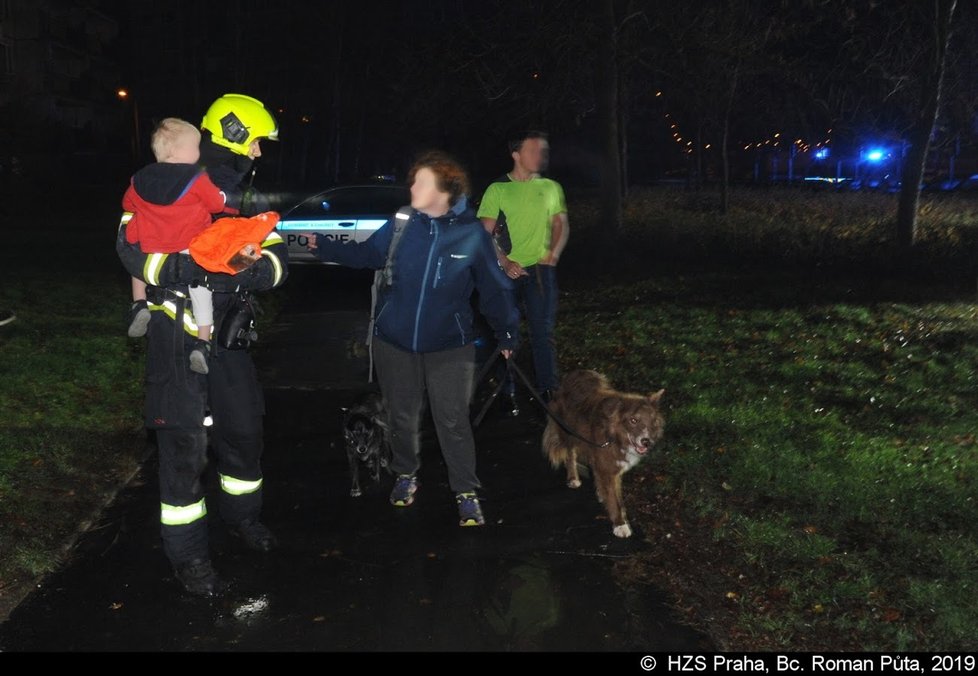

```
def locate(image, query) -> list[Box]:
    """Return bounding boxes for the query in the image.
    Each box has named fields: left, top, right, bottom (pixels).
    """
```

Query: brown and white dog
left=542, top=370, right=665, bottom=538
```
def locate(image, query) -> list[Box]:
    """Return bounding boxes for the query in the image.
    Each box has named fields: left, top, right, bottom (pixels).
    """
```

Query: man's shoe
left=174, top=558, right=227, bottom=597
left=229, top=519, right=278, bottom=552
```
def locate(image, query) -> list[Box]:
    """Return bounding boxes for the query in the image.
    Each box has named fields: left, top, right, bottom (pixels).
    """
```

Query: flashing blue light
left=814, top=148, right=829, bottom=160
left=865, top=148, right=887, bottom=163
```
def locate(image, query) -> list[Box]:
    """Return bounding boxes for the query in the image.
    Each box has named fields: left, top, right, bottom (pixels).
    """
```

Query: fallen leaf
left=725, top=591, right=739, bottom=600
left=109, top=602, right=123, bottom=611
left=312, top=616, right=326, bottom=623
left=882, top=608, right=901, bottom=622
left=803, top=525, right=818, bottom=535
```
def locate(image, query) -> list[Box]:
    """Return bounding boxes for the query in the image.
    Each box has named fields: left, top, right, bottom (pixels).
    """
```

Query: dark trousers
left=208, top=347, right=265, bottom=527
left=503, top=264, right=559, bottom=394
left=373, top=338, right=479, bottom=493
left=146, top=297, right=265, bottom=567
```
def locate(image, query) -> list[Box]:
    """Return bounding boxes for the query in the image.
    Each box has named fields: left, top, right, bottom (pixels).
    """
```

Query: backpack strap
left=380, top=206, right=413, bottom=289
left=366, top=206, right=414, bottom=382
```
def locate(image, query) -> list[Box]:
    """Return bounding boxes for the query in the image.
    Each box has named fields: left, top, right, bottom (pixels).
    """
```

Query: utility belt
left=146, top=286, right=198, bottom=338
left=147, top=286, right=259, bottom=350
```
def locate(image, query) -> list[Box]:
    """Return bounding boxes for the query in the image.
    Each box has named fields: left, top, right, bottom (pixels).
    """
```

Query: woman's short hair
left=151, top=118, right=201, bottom=162
left=407, top=151, right=471, bottom=206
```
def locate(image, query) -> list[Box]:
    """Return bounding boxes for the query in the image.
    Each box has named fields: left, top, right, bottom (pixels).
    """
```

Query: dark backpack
left=366, top=205, right=413, bottom=381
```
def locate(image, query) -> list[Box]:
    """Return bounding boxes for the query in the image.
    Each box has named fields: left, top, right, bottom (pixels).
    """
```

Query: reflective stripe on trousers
left=219, top=474, right=263, bottom=496
left=160, top=498, right=207, bottom=526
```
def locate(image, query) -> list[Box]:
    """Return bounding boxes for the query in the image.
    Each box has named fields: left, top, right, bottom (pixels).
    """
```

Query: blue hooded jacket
left=312, top=196, right=520, bottom=354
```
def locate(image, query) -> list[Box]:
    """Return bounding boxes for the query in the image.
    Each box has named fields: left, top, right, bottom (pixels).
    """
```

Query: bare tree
left=597, top=0, right=624, bottom=232
left=895, top=0, right=958, bottom=250
left=647, top=1, right=780, bottom=213
left=827, top=0, right=961, bottom=250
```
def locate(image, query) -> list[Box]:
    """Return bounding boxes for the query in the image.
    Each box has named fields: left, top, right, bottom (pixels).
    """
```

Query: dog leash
left=472, top=350, right=612, bottom=449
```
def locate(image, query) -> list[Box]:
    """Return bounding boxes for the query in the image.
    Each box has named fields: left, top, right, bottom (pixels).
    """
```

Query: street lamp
left=117, top=88, right=141, bottom=164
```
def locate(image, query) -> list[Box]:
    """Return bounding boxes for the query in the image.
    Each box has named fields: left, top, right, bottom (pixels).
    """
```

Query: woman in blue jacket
left=308, top=152, right=519, bottom=527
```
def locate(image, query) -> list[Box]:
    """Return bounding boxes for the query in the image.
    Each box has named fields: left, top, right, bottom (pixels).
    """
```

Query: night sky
left=14, top=1, right=978, bottom=192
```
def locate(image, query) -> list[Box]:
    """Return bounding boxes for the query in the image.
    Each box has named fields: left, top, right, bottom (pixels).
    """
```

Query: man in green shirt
left=478, top=131, right=569, bottom=414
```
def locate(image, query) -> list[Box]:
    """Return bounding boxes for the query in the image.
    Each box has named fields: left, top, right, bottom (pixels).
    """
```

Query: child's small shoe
left=127, top=300, right=151, bottom=338
left=189, top=339, right=211, bottom=375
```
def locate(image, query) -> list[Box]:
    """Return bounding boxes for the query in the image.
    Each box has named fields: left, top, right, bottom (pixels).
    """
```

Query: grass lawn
left=0, top=187, right=287, bottom=621
left=2, top=183, right=977, bottom=650
left=557, top=187, right=978, bottom=650
left=0, top=192, right=148, bottom=618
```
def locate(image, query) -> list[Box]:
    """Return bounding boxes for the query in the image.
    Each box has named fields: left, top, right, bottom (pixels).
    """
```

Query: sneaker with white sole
left=390, top=474, right=419, bottom=507
left=189, top=339, right=211, bottom=375
left=127, top=300, right=151, bottom=337
left=456, top=492, right=485, bottom=527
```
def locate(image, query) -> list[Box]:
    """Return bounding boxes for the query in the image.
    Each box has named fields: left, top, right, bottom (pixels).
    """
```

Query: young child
left=124, top=118, right=227, bottom=374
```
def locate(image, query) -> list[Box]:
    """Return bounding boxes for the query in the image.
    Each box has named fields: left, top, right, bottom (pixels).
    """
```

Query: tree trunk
left=720, top=116, right=730, bottom=214
left=720, top=63, right=740, bottom=215
left=598, top=0, right=623, bottom=234
left=353, top=63, right=370, bottom=179
left=896, top=0, right=957, bottom=251
left=330, top=30, right=344, bottom=183
left=695, top=122, right=704, bottom=190
left=619, top=82, right=629, bottom=201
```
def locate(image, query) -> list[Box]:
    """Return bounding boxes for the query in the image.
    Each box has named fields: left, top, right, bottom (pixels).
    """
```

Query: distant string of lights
left=657, top=90, right=832, bottom=158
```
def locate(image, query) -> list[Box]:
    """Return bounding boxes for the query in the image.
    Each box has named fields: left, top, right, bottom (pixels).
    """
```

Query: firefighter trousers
left=145, top=292, right=266, bottom=567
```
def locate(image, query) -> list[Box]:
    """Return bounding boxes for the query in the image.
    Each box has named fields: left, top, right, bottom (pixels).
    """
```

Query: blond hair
left=150, top=118, right=201, bottom=162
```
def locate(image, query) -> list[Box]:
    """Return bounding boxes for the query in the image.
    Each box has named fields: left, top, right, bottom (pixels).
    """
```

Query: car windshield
left=288, top=186, right=410, bottom=218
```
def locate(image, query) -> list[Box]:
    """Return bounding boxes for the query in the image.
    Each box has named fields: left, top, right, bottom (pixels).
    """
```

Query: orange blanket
left=189, top=211, right=280, bottom=274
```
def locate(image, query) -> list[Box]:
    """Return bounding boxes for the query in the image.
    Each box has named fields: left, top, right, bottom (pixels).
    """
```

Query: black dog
left=342, top=392, right=391, bottom=497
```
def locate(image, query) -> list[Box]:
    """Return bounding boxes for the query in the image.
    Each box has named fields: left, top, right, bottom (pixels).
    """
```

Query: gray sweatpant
left=373, top=338, right=479, bottom=493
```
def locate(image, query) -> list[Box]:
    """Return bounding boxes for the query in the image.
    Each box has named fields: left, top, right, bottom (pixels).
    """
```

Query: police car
left=277, top=184, right=411, bottom=263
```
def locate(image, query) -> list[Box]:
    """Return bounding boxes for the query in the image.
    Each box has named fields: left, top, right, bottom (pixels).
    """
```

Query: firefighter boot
left=229, top=519, right=278, bottom=552
left=174, top=558, right=227, bottom=597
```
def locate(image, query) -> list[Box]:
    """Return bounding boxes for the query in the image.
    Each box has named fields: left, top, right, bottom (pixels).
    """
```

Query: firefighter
left=199, top=93, right=277, bottom=215
left=116, top=93, right=287, bottom=596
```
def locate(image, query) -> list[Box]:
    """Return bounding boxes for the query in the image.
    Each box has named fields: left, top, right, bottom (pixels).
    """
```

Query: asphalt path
left=0, top=265, right=710, bottom=652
